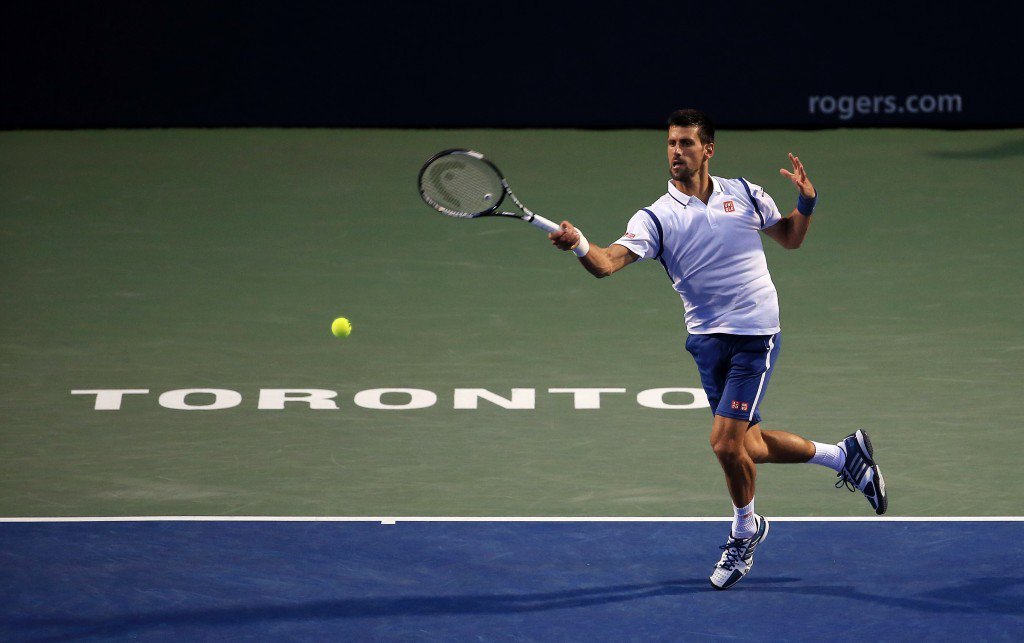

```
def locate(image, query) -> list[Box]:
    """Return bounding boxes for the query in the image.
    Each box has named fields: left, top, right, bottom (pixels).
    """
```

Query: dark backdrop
left=2, top=2, right=1020, bottom=129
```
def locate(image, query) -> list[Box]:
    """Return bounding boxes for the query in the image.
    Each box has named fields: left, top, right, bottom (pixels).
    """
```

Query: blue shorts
left=684, top=332, right=781, bottom=426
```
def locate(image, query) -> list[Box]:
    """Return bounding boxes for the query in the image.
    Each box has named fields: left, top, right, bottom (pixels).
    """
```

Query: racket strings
left=420, top=156, right=504, bottom=216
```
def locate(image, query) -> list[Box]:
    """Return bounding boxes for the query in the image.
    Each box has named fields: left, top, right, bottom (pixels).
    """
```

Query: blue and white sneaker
left=837, top=429, right=888, bottom=515
left=709, top=514, right=770, bottom=590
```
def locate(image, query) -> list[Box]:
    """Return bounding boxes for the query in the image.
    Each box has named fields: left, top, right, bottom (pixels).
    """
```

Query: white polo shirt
left=613, top=177, right=784, bottom=335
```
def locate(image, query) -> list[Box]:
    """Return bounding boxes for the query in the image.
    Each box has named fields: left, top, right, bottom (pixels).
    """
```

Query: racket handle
left=528, top=214, right=561, bottom=233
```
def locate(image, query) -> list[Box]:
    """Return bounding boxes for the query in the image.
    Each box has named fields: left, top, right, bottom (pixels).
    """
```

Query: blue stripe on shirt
left=641, top=208, right=673, bottom=281
left=737, top=177, right=764, bottom=228
left=641, top=208, right=664, bottom=259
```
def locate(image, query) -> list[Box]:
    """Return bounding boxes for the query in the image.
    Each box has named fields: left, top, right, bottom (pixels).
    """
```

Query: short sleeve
left=612, top=210, right=661, bottom=261
left=743, top=180, right=783, bottom=229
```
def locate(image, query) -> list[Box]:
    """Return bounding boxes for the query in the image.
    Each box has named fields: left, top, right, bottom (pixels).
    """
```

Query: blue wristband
left=797, top=191, right=817, bottom=216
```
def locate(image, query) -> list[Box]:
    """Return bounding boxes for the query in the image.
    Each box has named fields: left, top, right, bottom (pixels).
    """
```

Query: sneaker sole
left=857, top=430, right=888, bottom=515
left=873, top=467, right=888, bottom=515
left=757, top=515, right=770, bottom=548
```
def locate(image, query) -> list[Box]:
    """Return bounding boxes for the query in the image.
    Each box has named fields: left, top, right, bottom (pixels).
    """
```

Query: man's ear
left=705, top=143, right=715, bottom=160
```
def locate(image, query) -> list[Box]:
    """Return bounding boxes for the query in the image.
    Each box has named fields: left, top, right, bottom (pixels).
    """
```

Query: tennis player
left=549, top=109, right=887, bottom=590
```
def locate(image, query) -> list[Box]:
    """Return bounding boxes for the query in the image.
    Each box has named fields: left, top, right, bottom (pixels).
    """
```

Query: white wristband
left=571, top=231, right=591, bottom=257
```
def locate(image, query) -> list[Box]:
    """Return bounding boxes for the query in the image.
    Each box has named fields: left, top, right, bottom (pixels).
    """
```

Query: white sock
left=808, top=441, right=846, bottom=472
left=732, top=498, right=757, bottom=538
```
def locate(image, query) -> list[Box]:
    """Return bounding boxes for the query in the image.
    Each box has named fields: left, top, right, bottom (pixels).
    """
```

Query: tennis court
left=2, top=128, right=1023, bottom=639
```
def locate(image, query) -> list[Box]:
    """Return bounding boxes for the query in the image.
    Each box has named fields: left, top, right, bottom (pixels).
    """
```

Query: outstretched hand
left=779, top=153, right=816, bottom=198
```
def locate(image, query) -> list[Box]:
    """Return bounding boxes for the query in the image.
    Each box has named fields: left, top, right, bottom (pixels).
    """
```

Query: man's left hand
left=780, top=153, right=815, bottom=198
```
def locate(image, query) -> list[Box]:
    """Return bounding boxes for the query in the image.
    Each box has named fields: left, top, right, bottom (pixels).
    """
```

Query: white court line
left=0, top=516, right=1021, bottom=523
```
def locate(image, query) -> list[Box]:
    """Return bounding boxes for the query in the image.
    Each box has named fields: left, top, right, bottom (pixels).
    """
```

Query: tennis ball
left=331, top=317, right=352, bottom=338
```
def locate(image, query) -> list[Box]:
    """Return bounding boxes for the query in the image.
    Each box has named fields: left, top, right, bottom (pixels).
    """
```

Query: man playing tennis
left=549, top=109, right=887, bottom=590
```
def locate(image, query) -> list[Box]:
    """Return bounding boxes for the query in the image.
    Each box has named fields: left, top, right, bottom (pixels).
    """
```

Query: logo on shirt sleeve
left=723, top=200, right=736, bottom=213
left=623, top=232, right=636, bottom=239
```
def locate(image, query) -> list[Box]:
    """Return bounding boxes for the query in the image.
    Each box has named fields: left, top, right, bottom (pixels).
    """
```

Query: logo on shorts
left=731, top=400, right=749, bottom=412
left=723, top=200, right=736, bottom=213
left=624, top=232, right=636, bottom=239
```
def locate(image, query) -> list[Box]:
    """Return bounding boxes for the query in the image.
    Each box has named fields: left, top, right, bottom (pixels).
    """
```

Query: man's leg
left=743, top=423, right=815, bottom=464
left=694, top=333, right=778, bottom=590
left=709, top=415, right=761, bottom=507
left=707, top=414, right=771, bottom=590
left=709, top=419, right=817, bottom=519
left=745, top=422, right=887, bottom=514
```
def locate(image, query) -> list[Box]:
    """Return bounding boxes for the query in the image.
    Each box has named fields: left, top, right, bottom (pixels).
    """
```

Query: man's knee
left=712, top=439, right=746, bottom=467
left=710, top=419, right=748, bottom=464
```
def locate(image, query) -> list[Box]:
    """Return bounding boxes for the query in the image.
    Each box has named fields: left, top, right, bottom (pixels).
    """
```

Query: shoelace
left=716, top=541, right=745, bottom=570
left=835, top=470, right=857, bottom=493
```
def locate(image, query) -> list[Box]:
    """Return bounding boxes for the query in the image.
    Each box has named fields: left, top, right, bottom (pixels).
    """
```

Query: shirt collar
left=667, top=176, right=724, bottom=205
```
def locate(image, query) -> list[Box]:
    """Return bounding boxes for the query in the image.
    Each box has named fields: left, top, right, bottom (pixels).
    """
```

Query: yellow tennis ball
left=331, top=317, right=352, bottom=338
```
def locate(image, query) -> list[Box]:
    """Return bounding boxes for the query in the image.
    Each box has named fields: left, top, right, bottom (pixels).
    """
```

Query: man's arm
left=763, top=152, right=816, bottom=250
left=548, top=221, right=638, bottom=278
left=763, top=210, right=812, bottom=250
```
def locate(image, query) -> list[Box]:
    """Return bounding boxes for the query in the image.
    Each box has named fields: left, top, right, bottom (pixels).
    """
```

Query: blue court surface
left=2, top=519, right=1022, bottom=641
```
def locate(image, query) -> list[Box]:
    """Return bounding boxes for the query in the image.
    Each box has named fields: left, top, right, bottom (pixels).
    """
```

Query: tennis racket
left=417, top=149, right=561, bottom=233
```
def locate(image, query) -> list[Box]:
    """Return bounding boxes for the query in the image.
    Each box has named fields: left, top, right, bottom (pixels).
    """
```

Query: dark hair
left=667, top=109, right=715, bottom=145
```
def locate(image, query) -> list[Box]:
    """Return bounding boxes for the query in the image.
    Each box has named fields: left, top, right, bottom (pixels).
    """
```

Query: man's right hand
left=548, top=221, right=581, bottom=252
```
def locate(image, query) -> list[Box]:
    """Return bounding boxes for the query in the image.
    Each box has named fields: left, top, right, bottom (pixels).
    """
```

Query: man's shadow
left=7, top=577, right=797, bottom=639
left=10, top=575, right=1024, bottom=640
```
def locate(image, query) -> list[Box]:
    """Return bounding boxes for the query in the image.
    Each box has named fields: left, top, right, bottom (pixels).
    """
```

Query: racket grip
left=528, top=214, right=561, bottom=233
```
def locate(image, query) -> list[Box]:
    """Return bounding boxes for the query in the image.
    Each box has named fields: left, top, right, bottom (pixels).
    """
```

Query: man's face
left=667, top=125, right=713, bottom=181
